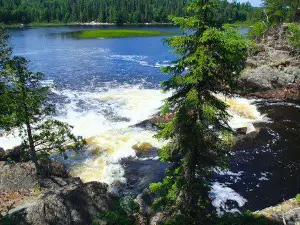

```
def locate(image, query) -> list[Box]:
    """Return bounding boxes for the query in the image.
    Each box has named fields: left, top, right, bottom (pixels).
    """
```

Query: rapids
left=1, top=26, right=299, bottom=214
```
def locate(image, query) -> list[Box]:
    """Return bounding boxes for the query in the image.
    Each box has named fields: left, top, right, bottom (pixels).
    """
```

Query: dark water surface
left=7, top=26, right=300, bottom=213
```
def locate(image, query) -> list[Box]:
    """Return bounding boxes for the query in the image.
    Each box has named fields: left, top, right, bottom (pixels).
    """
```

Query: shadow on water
left=214, top=100, right=300, bottom=211
left=122, top=100, right=300, bottom=213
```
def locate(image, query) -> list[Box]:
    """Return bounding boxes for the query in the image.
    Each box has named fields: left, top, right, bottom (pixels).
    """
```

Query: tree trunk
left=21, top=81, right=39, bottom=173
left=25, top=120, right=38, bottom=169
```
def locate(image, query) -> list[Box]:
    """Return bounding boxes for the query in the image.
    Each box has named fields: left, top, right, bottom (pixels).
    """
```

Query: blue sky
left=238, top=0, right=262, bottom=7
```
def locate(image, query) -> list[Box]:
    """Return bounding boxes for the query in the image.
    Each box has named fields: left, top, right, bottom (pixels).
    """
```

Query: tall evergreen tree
left=149, top=1, right=249, bottom=224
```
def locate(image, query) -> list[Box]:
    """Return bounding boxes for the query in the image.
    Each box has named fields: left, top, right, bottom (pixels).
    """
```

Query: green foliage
left=215, top=211, right=280, bottom=225
left=0, top=0, right=190, bottom=24
left=0, top=0, right=259, bottom=25
left=150, top=1, right=249, bottom=224
left=286, top=23, right=300, bottom=50
left=0, top=37, right=85, bottom=172
left=248, top=22, right=268, bottom=40
left=93, top=196, right=139, bottom=225
left=263, top=0, right=300, bottom=24
left=70, top=29, right=172, bottom=39
left=296, top=193, right=300, bottom=203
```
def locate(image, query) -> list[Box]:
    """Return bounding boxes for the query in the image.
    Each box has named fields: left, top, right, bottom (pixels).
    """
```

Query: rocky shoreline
left=239, top=24, right=300, bottom=102
left=0, top=161, right=113, bottom=225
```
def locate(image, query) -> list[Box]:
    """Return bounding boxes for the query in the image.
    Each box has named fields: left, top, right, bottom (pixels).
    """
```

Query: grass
left=69, top=29, right=173, bottom=39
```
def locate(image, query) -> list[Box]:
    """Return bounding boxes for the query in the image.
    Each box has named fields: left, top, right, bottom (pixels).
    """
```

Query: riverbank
left=239, top=24, right=300, bottom=102
left=3, top=22, right=174, bottom=29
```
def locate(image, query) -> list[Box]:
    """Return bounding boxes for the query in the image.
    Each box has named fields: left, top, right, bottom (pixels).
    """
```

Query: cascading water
left=1, top=26, right=299, bottom=215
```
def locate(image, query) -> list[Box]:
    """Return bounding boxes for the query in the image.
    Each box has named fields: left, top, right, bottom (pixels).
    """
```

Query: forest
left=0, top=0, right=261, bottom=25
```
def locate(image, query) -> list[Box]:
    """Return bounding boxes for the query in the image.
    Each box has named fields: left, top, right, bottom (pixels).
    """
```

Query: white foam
left=210, top=182, right=247, bottom=215
left=0, top=84, right=267, bottom=188
left=216, top=94, right=268, bottom=132
left=110, top=55, right=153, bottom=67
left=65, top=127, right=164, bottom=184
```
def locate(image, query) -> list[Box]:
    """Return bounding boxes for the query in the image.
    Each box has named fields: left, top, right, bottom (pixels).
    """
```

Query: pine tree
left=1, top=56, right=86, bottom=174
left=149, top=1, right=249, bottom=224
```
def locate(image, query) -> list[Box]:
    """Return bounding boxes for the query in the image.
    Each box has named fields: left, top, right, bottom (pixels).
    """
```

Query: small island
left=69, top=29, right=172, bottom=39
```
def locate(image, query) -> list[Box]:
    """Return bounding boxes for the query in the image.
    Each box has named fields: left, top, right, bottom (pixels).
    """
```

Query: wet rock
left=235, top=130, right=260, bottom=150
left=235, top=127, right=248, bottom=135
left=0, top=147, right=5, bottom=159
left=121, top=157, right=168, bottom=194
left=134, top=113, right=174, bottom=130
left=247, top=87, right=300, bottom=102
left=109, top=181, right=128, bottom=197
left=133, top=142, right=155, bottom=152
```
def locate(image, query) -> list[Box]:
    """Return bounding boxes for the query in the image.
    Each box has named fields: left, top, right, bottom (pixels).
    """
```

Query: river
left=1, top=26, right=299, bottom=214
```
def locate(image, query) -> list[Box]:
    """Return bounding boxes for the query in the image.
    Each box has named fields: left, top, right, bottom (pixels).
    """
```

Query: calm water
left=4, top=26, right=300, bottom=213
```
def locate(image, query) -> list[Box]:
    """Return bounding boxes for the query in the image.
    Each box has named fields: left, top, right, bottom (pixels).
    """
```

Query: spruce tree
left=149, top=1, right=249, bottom=224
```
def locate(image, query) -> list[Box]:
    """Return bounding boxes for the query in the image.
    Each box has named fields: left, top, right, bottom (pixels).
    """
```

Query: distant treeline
left=0, top=0, right=262, bottom=25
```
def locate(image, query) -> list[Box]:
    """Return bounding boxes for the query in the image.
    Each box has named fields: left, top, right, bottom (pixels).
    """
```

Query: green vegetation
left=70, top=29, right=172, bottom=39
left=148, top=0, right=249, bottom=224
left=93, top=196, right=139, bottom=225
left=0, top=0, right=260, bottom=26
left=247, top=1, right=299, bottom=44
left=263, top=0, right=300, bottom=24
left=0, top=26, right=86, bottom=174
left=287, top=23, right=300, bottom=50
left=296, top=193, right=300, bottom=203
left=248, top=21, right=268, bottom=40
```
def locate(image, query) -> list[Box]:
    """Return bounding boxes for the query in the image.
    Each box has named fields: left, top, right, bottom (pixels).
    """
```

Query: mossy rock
left=132, top=142, right=154, bottom=152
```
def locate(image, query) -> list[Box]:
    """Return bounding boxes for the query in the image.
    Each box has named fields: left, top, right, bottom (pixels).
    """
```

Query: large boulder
left=0, top=161, right=69, bottom=191
left=1, top=161, right=113, bottom=225
left=8, top=181, right=111, bottom=225
left=0, top=162, right=39, bottom=190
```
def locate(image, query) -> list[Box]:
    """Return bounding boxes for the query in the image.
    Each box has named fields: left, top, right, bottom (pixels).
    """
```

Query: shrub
left=93, top=196, right=139, bottom=225
left=296, top=193, right=300, bottom=203
left=248, top=22, right=268, bottom=41
left=287, top=23, right=300, bottom=50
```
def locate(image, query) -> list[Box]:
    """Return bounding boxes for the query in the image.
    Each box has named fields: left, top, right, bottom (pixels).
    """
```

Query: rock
left=235, top=127, right=248, bottom=135
left=235, top=130, right=259, bottom=150
left=0, top=162, right=39, bottom=190
left=8, top=181, right=111, bottom=225
left=0, top=161, right=72, bottom=191
left=41, top=160, right=69, bottom=178
left=239, top=24, right=300, bottom=102
left=133, top=142, right=155, bottom=152
left=136, top=189, right=153, bottom=215
left=134, top=113, right=174, bottom=130
left=0, top=146, right=31, bottom=162
left=0, top=147, right=5, bottom=160
left=256, top=198, right=300, bottom=225
left=150, top=212, right=167, bottom=225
